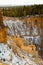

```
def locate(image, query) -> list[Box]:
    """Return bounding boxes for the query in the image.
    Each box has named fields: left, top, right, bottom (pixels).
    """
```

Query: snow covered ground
left=0, top=43, right=42, bottom=65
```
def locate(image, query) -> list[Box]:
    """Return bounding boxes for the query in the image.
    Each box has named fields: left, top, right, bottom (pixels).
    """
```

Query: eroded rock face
left=7, top=35, right=38, bottom=58
left=3, top=19, right=42, bottom=57
left=0, top=17, right=42, bottom=65
left=3, top=19, right=42, bottom=45
left=0, top=11, right=8, bottom=43
left=0, top=27, right=8, bottom=43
